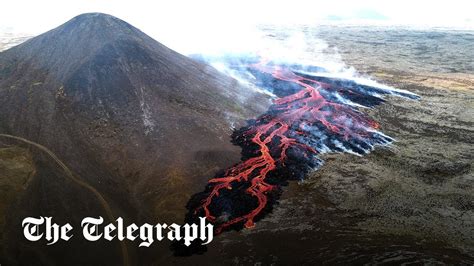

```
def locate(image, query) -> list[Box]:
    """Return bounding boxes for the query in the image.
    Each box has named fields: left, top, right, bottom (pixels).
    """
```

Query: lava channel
left=182, top=57, right=419, bottom=239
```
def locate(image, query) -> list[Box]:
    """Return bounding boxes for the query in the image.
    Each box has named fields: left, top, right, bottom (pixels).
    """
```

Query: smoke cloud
left=190, top=26, right=418, bottom=101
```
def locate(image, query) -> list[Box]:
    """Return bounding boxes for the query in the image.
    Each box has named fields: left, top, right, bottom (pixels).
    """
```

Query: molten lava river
left=184, top=57, right=419, bottom=241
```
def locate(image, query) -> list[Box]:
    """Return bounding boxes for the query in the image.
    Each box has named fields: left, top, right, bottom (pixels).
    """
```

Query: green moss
left=0, top=146, right=35, bottom=244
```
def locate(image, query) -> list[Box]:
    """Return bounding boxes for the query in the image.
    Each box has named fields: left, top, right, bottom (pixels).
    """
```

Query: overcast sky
left=1, top=0, right=473, bottom=53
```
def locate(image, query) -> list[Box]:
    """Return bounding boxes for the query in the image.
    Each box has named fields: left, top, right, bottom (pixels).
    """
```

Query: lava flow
left=182, top=57, right=419, bottom=240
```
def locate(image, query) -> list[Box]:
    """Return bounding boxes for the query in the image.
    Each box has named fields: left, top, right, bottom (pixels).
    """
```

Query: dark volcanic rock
left=0, top=13, right=269, bottom=265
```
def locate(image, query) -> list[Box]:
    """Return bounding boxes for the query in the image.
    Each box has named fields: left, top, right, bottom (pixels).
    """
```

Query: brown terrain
left=0, top=13, right=269, bottom=265
left=0, top=18, right=473, bottom=265
left=158, top=28, right=474, bottom=265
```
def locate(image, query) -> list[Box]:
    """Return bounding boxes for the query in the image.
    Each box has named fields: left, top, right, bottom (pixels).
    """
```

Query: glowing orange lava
left=192, top=60, right=391, bottom=234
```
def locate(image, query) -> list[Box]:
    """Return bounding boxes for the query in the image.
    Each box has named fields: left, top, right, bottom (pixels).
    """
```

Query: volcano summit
left=0, top=13, right=268, bottom=265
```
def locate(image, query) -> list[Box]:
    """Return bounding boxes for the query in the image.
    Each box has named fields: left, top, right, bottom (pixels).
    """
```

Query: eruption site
left=179, top=56, right=419, bottom=251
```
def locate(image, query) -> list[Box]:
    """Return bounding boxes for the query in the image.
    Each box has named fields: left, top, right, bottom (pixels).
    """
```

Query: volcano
left=0, top=13, right=269, bottom=265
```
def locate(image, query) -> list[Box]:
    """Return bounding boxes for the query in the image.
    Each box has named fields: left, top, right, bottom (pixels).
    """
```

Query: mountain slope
left=0, top=13, right=269, bottom=265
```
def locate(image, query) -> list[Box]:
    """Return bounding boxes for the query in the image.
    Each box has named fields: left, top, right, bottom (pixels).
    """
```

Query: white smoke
left=189, top=25, right=418, bottom=99
left=184, top=26, right=353, bottom=73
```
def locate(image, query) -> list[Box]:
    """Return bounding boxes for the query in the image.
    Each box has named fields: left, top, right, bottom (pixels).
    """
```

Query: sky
left=1, top=0, right=473, bottom=53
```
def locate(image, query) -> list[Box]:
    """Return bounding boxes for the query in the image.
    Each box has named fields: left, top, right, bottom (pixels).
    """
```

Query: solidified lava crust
left=183, top=58, right=419, bottom=236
